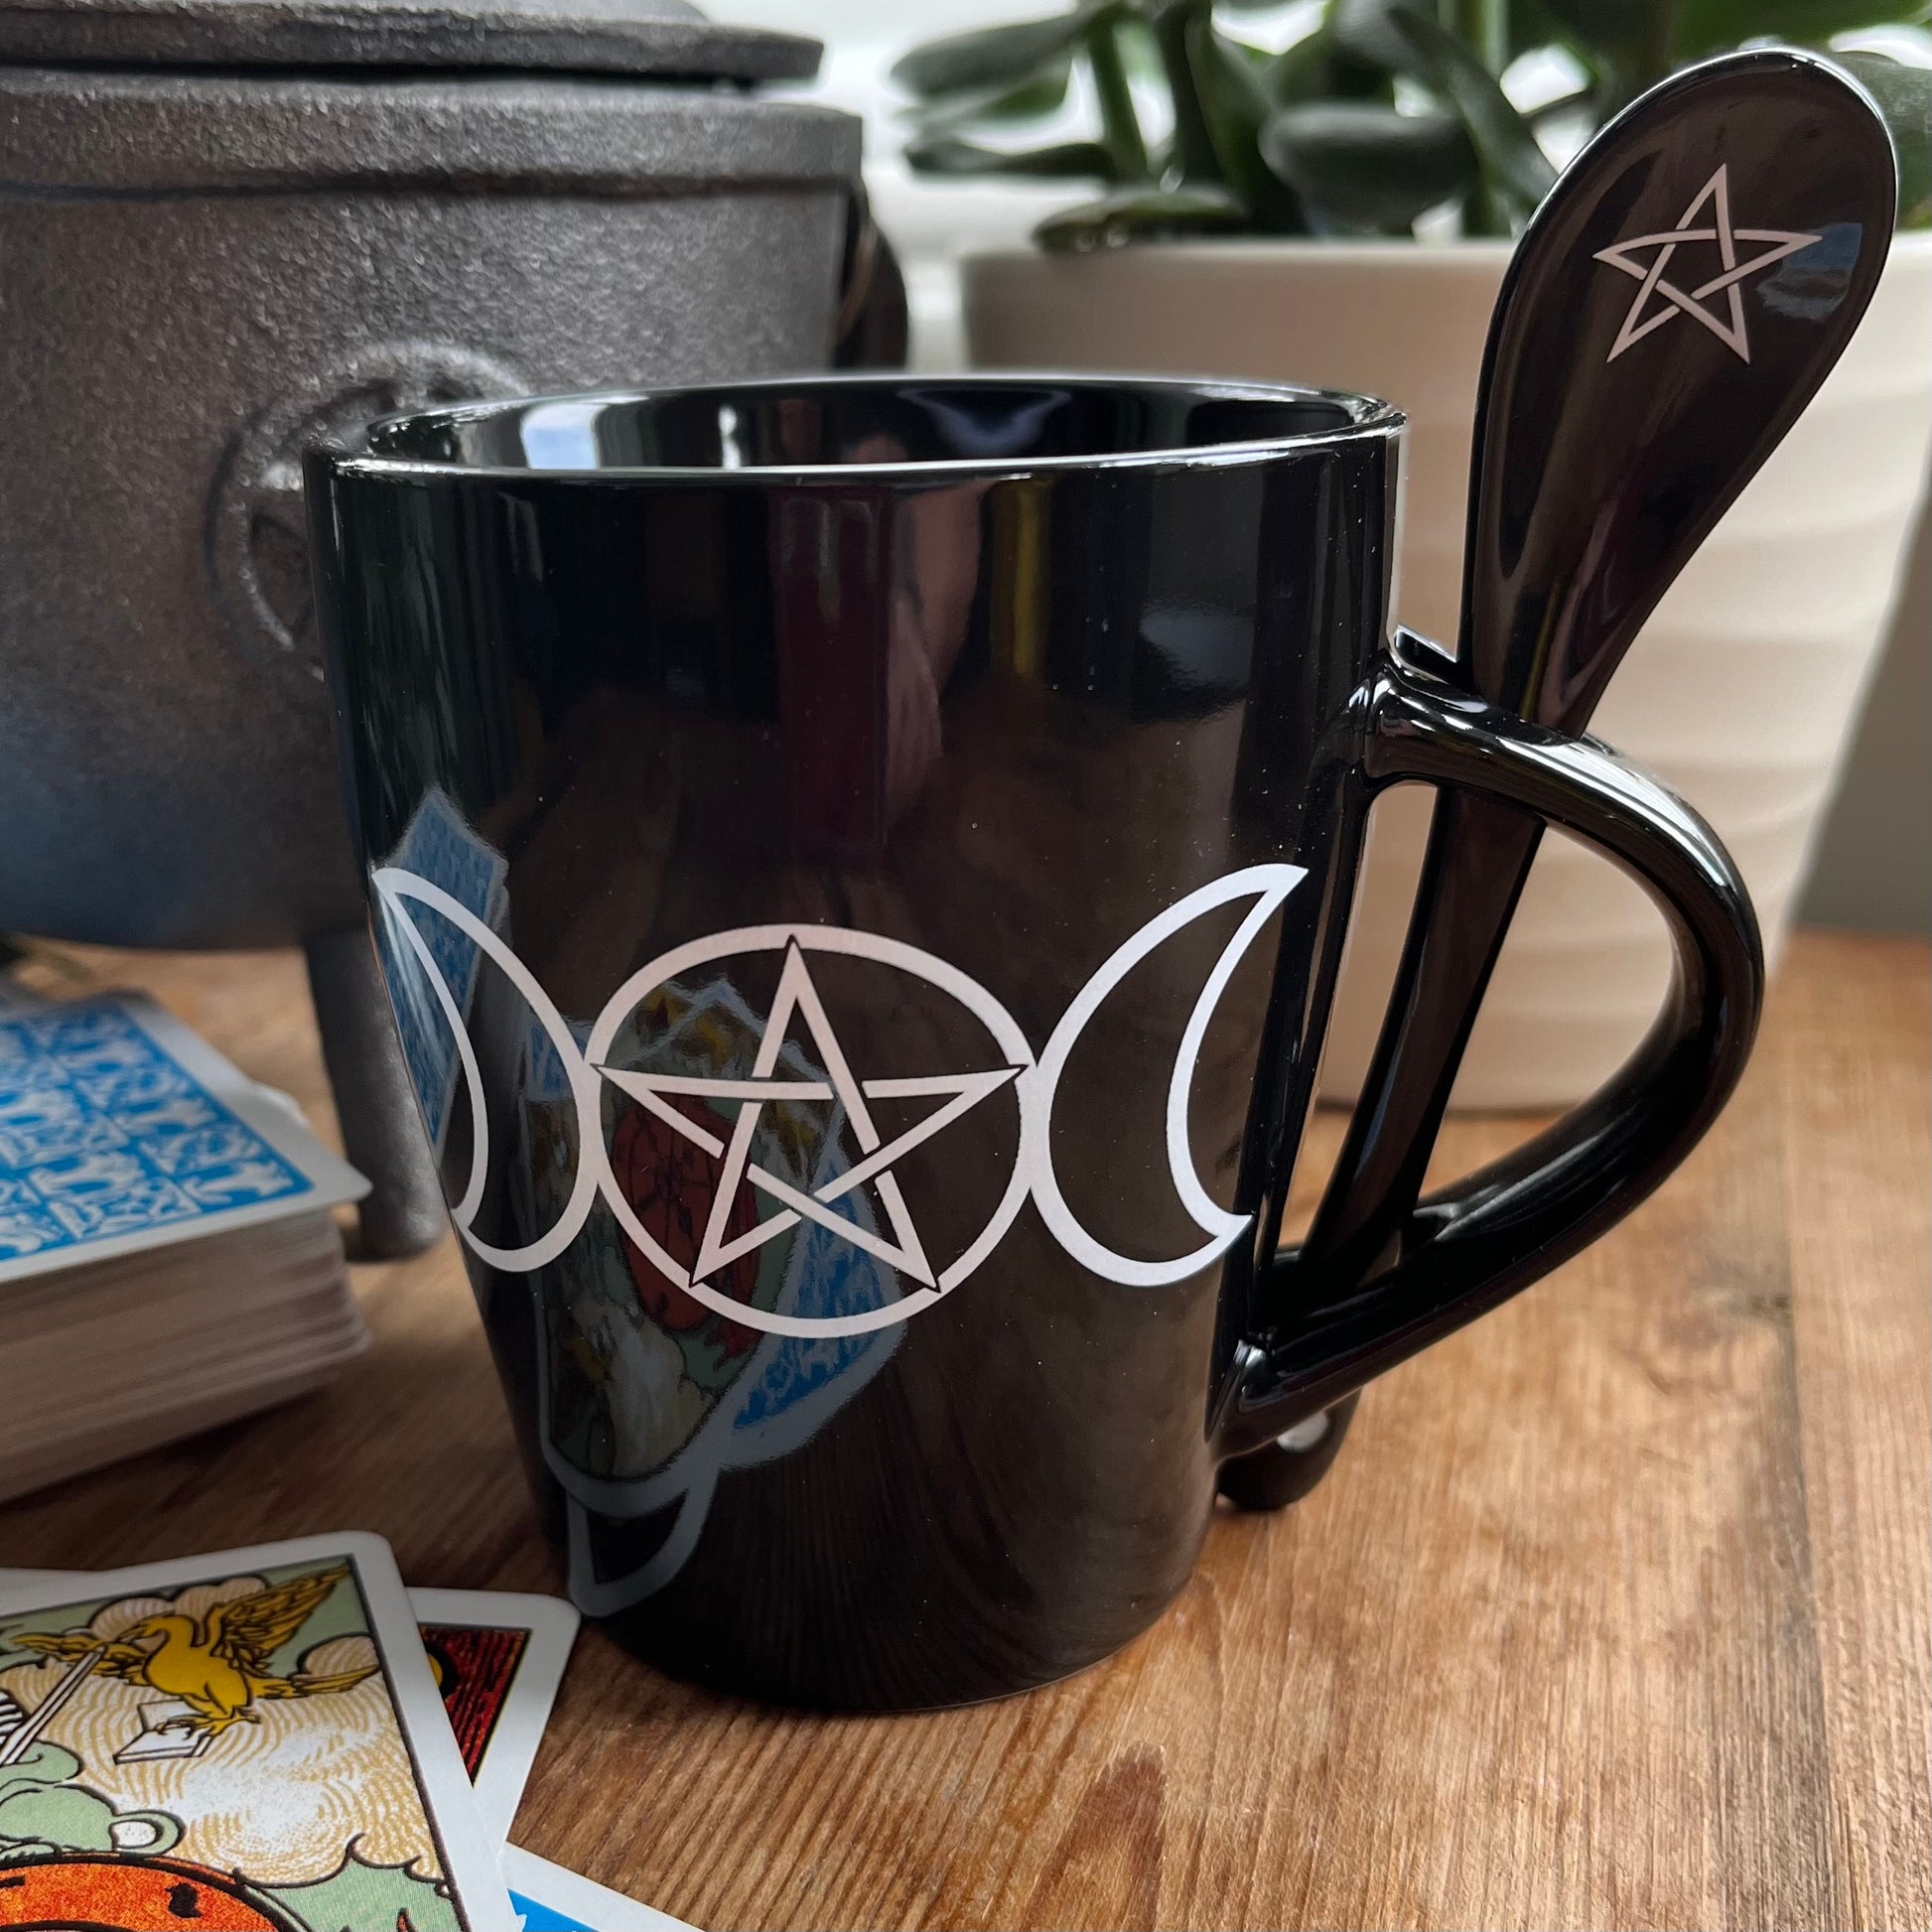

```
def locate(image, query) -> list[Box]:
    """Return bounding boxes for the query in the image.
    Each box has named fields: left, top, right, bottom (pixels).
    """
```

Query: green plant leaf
left=1266, top=23, right=1392, bottom=106
left=891, top=5, right=1107, bottom=98
left=1505, top=0, right=1628, bottom=93
left=1524, top=85, right=1594, bottom=125
left=970, top=61, right=1078, bottom=122
left=1136, top=8, right=1306, bottom=223
left=904, top=61, right=1074, bottom=137
left=1219, top=32, right=1275, bottom=72
left=1442, top=0, right=1511, bottom=72
left=1201, top=22, right=1309, bottom=224
left=1535, top=0, right=1671, bottom=94
left=1149, top=0, right=1228, bottom=184
left=1678, top=2, right=1932, bottom=61
left=1261, top=100, right=1477, bottom=230
left=904, top=134, right=1120, bottom=180
left=1034, top=183, right=1248, bottom=249
left=1504, top=0, right=1568, bottom=58
left=1089, top=14, right=1153, bottom=178
left=1384, top=3, right=1558, bottom=213
left=1833, top=50, right=1932, bottom=225
left=1328, top=0, right=1420, bottom=73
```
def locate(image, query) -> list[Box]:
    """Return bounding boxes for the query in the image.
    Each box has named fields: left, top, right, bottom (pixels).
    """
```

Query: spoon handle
left=1286, top=53, right=1897, bottom=1348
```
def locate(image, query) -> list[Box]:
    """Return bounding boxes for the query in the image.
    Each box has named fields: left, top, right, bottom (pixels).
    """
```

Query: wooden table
left=2, top=930, right=1925, bottom=1931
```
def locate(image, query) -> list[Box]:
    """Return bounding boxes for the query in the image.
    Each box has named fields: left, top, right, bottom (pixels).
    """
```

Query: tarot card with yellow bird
left=0, top=1534, right=512, bottom=1932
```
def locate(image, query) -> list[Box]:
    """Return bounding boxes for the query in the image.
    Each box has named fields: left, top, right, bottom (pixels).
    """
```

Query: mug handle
left=1213, top=631, right=1763, bottom=1477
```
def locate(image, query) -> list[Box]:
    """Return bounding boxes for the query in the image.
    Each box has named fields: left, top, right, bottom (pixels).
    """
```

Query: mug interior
left=361, top=375, right=1400, bottom=476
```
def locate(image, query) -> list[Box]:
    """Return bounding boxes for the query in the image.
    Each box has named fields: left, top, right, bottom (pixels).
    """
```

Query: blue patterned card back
left=0, top=996, right=367, bottom=1284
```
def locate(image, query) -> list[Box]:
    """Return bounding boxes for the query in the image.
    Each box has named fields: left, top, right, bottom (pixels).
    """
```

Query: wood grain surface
left=1, top=929, right=1924, bottom=1931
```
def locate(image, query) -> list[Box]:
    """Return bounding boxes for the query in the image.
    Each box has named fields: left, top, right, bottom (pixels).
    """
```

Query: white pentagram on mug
left=578, top=918, right=1040, bottom=1337
left=598, top=936, right=1025, bottom=1306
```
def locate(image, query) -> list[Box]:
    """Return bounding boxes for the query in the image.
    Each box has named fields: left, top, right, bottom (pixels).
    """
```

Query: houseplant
left=896, top=1, right=1932, bottom=1107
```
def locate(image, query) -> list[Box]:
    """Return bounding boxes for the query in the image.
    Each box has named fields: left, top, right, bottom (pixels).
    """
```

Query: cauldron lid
left=0, top=0, right=821, bottom=80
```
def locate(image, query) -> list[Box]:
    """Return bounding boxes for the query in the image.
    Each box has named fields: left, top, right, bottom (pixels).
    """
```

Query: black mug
left=310, top=374, right=1759, bottom=1709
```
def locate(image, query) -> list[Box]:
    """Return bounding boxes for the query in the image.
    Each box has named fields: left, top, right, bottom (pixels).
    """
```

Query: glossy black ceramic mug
left=309, top=370, right=1759, bottom=1709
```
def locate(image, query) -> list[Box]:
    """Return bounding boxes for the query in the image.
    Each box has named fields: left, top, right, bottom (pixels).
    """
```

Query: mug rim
left=338, top=370, right=1406, bottom=484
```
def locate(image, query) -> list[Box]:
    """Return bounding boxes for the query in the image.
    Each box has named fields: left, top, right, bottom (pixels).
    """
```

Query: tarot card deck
left=0, top=992, right=370, bottom=1502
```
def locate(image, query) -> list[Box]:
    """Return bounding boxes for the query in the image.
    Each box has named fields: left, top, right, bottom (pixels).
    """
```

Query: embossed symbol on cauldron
left=207, top=344, right=524, bottom=691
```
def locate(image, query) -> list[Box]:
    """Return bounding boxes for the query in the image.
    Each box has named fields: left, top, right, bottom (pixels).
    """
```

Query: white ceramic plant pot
left=965, top=236, right=1932, bottom=1107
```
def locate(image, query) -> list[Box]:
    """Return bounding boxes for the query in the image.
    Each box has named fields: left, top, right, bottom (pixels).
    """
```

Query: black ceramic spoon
left=1223, top=48, right=1898, bottom=1506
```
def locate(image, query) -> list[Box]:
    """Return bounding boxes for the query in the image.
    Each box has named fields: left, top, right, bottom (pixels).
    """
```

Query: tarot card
left=0, top=1534, right=513, bottom=1932
left=500, top=1845, right=692, bottom=1932
left=409, top=1590, right=579, bottom=1844
left=0, top=995, right=367, bottom=1285
left=0, top=1579, right=579, bottom=1844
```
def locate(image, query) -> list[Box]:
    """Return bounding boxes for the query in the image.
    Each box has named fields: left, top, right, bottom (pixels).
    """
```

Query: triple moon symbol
left=374, top=862, right=1305, bottom=1339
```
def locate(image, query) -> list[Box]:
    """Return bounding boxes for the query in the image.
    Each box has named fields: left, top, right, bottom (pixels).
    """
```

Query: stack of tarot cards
left=0, top=990, right=371, bottom=1502
left=0, top=1536, right=686, bottom=1930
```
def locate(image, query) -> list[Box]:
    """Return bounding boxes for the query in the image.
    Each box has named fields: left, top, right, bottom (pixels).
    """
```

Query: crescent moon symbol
left=372, top=867, right=608, bottom=1273
left=1022, top=863, right=1306, bottom=1289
